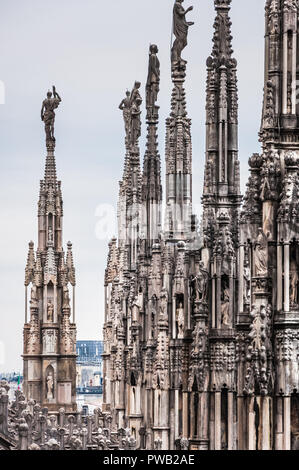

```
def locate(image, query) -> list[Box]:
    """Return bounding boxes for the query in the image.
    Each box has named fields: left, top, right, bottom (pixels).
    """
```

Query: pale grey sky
left=0, top=0, right=265, bottom=372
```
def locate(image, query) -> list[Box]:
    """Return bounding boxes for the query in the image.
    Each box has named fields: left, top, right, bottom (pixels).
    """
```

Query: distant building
left=76, top=341, right=103, bottom=392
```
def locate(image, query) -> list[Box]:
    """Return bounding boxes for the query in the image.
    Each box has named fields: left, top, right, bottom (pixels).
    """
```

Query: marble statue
left=46, top=373, right=54, bottom=400
left=41, top=86, right=62, bottom=144
left=62, top=287, right=71, bottom=309
left=47, top=300, right=54, bottom=322
left=171, top=0, right=194, bottom=65
left=176, top=302, right=184, bottom=338
left=191, top=261, right=209, bottom=304
left=30, top=285, right=38, bottom=309
left=254, top=228, right=268, bottom=276
left=146, top=44, right=160, bottom=111
left=119, top=90, right=131, bottom=141
left=290, top=260, right=299, bottom=307
left=221, top=288, right=230, bottom=326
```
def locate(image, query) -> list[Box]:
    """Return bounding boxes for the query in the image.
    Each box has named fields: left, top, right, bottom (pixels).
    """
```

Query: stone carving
left=176, top=302, right=184, bottom=338
left=290, top=259, right=299, bottom=307
left=119, top=91, right=131, bottom=141
left=41, top=86, right=62, bottom=146
left=244, top=304, right=273, bottom=396
left=146, top=44, right=160, bottom=117
left=190, top=262, right=209, bottom=305
left=42, top=330, right=57, bottom=354
left=263, top=80, right=275, bottom=128
left=0, top=384, right=136, bottom=451
left=221, top=287, right=230, bottom=327
left=62, top=286, right=71, bottom=309
left=30, top=285, right=38, bottom=309
left=27, top=312, right=40, bottom=355
left=159, top=288, right=169, bottom=322
left=46, top=373, right=54, bottom=400
left=283, top=0, right=297, bottom=12
left=47, top=300, right=54, bottom=322
left=171, top=1, right=194, bottom=66
left=254, top=228, right=268, bottom=276
left=244, top=254, right=251, bottom=306
left=130, top=90, right=142, bottom=149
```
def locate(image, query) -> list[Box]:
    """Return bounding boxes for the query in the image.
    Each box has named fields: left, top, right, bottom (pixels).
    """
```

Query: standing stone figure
left=254, top=228, right=268, bottom=276
left=41, top=86, right=62, bottom=145
left=221, top=288, right=230, bottom=327
left=46, top=373, right=54, bottom=400
left=171, top=0, right=194, bottom=65
left=47, top=300, right=54, bottom=322
left=130, top=96, right=142, bottom=148
left=119, top=90, right=131, bottom=141
left=176, top=302, right=184, bottom=338
left=290, top=259, right=299, bottom=307
left=191, top=262, right=209, bottom=304
left=146, top=44, right=160, bottom=111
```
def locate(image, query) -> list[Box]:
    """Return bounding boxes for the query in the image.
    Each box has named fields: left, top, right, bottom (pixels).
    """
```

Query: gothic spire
left=165, top=1, right=194, bottom=240
left=142, top=45, right=162, bottom=251
left=204, top=0, right=239, bottom=197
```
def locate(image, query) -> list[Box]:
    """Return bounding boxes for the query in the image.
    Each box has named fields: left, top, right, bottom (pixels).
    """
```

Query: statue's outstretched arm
left=53, top=86, right=62, bottom=102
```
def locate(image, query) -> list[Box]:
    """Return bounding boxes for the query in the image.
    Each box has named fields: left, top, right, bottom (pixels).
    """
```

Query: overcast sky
left=0, top=0, right=265, bottom=372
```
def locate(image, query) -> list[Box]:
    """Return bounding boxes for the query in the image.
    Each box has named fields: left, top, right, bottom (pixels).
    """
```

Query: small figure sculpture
left=130, top=96, right=142, bottom=147
left=146, top=44, right=160, bottom=113
left=62, top=286, right=71, bottom=309
left=171, top=0, right=194, bottom=66
left=159, top=289, right=169, bottom=321
left=254, top=228, right=268, bottom=276
left=221, top=288, right=230, bottom=327
left=190, top=262, right=209, bottom=304
left=41, top=86, right=62, bottom=145
left=243, top=258, right=251, bottom=306
left=248, top=305, right=263, bottom=350
left=132, top=295, right=141, bottom=322
left=30, top=285, right=38, bottom=309
left=47, top=300, right=54, bottom=322
left=290, top=259, right=299, bottom=307
left=176, top=302, right=184, bottom=338
left=119, top=90, right=131, bottom=141
left=46, top=373, right=54, bottom=400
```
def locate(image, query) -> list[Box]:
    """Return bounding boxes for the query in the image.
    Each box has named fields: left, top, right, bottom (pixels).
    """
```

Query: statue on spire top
left=41, top=86, right=62, bottom=147
left=171, top=0, right=194, bottom=67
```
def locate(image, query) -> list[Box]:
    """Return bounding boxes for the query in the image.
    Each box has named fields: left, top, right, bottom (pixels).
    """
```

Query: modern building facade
left=76, top=340, right=103, bottom=389
left=103, top=0, right=299, bottom=450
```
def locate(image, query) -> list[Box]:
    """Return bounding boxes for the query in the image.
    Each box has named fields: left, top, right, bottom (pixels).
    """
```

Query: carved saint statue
left=146, top=44, right=160, bottom=112
left=30, top=285, right=38, bottom=309
left=248, top=305, right=263, bottom=350
left=190, top=262, right=209, bottom=304
left=119, top=90, right=131, bottom=141
left=254, top=228, right=268, bottom=276
left=159, top=289, right=169, bottom=321
left=132, top=296, right=141, bottom=322
left=46, top=373, right=54, bottom=400
left=171, top=0, right=194, bottom=65
left=41, top=86, right=62, bottom=144
left=221, top=288, right=230, bottom=327
left=47, top=300, right=54, bottom=322
left=62, top=287, right=71, bottom=309
left=130, top=82, right=142, bottom=147
left=290, top=259, right=299, bottom=307
left=176, top=302, right=184, bottom=339
left=244, top=257, right=251, bottom=306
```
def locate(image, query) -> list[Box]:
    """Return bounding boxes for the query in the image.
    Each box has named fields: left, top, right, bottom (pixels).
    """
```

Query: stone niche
left=28, top=359, right=41, bottom=381
left=58, top=382, right=72, bottom=404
